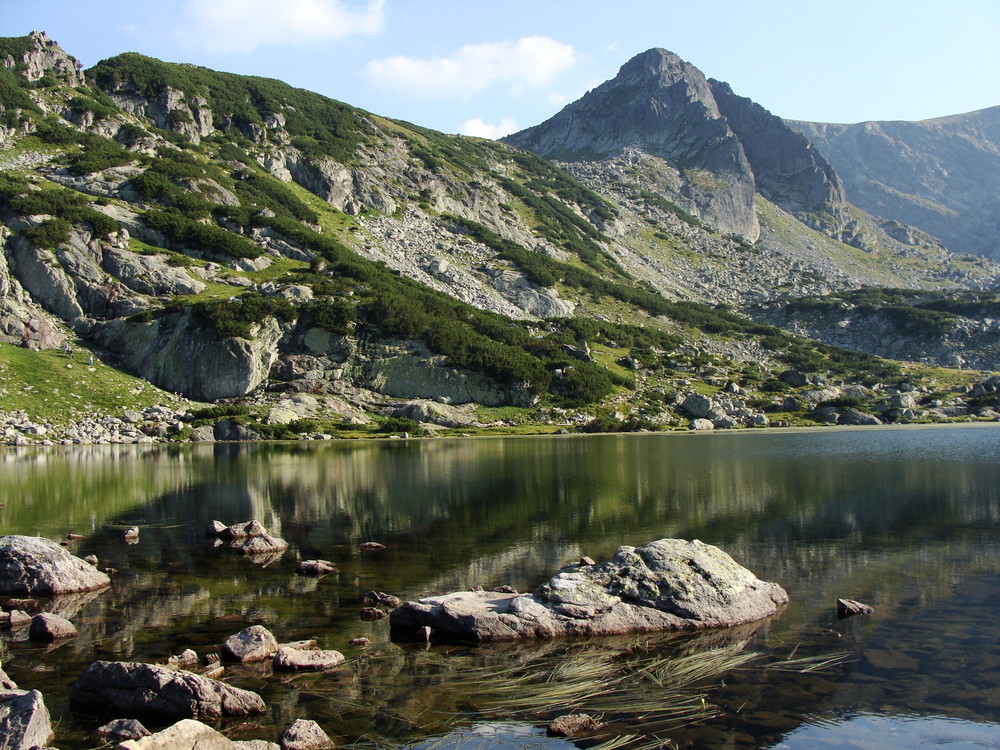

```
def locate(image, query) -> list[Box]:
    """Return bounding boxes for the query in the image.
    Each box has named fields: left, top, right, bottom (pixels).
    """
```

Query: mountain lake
left=2, top=424, right=1000, bottom=749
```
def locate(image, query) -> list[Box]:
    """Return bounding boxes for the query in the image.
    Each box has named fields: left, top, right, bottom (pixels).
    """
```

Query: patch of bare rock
left=390, top=538, right=788, bottom=642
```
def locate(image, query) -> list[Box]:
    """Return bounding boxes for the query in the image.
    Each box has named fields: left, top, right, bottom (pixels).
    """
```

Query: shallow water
left=2, top=425, right=1000, bottom=748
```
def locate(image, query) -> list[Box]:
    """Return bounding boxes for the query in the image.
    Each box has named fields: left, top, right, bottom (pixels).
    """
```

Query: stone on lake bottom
left=547, top=713, right=603, bottom=737
left=837, top=598, right=875, bottom=618
left=272, top=646, right=345, bottom=672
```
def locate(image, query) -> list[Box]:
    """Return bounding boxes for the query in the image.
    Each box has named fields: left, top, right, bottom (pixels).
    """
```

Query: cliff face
left=791, top=107, right=1000, bottom=260
left=503, top=49, right=850, bottom=242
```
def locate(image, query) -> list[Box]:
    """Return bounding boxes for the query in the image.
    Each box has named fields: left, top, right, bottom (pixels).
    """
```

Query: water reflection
left=1, top=427, right=1000, bottom=748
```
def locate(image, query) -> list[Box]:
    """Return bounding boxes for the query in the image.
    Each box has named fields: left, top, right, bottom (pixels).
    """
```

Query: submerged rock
left=390, top=538, right=788, bottom=642
left=0, top=535, right=111, bottom=594
left=547, top=713, right=603, bottom=738
left=0, top=689, right=53, bottom=750
left=69, top=661, right=266, bottom=721
left=837, top=598, right=875, bottom=618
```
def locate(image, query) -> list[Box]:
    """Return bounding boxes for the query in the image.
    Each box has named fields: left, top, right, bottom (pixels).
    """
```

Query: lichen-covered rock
left=221, top=625, right=279, bottom=663
left=0, top=535, right=111, bottom=594
left=69, top=661, right=266, bottom=721
left=391, top=538, right=787, bottom=642
left=0, top=689, right=52, bottom=750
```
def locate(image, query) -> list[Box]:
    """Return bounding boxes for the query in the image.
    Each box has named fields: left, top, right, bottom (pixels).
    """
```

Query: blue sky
left=4, top=1, right=999, bottom=137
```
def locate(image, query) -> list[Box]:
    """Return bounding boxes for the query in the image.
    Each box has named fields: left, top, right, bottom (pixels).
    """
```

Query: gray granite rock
left=0, top=535, right=111, bottom=595
left=0, top=689, right=52, bottom=750
left=391, top=538, right=787, bottom=642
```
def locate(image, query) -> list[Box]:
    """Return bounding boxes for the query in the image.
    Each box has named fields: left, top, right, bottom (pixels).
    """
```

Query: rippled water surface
left=2, top=425, right=1000, bottom=749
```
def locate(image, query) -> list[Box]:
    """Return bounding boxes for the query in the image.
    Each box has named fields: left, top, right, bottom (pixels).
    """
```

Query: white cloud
left=365, top=36, right=577, bottom=97
left=172, top=0, right=385, bottom=54
left=460, top=117, right=519, bottom=139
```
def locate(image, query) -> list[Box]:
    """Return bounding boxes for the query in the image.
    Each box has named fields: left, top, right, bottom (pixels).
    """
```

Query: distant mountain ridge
left=790, top=107, right=1000, bottom=260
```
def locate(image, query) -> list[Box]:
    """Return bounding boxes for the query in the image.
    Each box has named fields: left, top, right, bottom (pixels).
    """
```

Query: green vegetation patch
left=90, top=53, right=368, bottom=162
left=0, top=343, right=173, bottom=423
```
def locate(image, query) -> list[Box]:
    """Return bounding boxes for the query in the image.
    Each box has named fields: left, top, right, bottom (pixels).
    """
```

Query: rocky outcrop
left=0, top=535, right=111, bottom=594
left=93, top=309, right=286, bottom=400
left=390, top=538, right=787, bottom=642
left=1, top=31, right=84, bottom=87
left=709, top=80, right=847, bottom=234
left=0, top=689, right=52, bottom=750
left=69, top=661, right=266, bottom=721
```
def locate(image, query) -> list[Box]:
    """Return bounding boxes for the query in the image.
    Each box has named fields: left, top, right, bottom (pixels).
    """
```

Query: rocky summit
left=0, top=32, right=998, bottom=444
left=503, top=48, right=848, bottom=242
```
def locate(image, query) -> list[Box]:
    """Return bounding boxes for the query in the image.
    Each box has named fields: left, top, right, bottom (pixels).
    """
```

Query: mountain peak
left=503, top=47, right=848, bottom=241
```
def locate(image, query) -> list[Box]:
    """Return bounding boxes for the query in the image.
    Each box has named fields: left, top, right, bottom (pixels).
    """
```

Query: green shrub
left=377, top=417, right=419, bottom=434
left=25, top=218, right=71, bottom=247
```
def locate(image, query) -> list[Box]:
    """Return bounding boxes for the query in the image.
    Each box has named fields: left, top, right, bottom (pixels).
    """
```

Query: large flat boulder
left=0, top=689, right=52, bottom=750
left=69, top=661, right=266, bottom=721
left=390, top=539, right=788, bottom=642
left=0, top=535, right=110, bottom=595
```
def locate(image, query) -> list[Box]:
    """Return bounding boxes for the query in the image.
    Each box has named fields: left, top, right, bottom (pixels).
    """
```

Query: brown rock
left=837, top=598, right=875, bottom=618
left=360, top=607, right=386, bottom=621
left=547, top=713, right=603, bottom=737
left=29, top=612, right=78, bottom=641
left=295, top=560, right=337, bottom=576
left=93, top=718, right=151, bottom=742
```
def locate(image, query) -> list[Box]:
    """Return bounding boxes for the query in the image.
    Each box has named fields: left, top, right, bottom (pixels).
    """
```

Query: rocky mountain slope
left=791, top=107, right=1000, bottom=261
left=0, top=32, right=997, bottom=443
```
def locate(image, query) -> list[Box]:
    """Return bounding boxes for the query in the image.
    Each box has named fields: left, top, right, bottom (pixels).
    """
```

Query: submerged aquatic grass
left=305, top=632, right=851, bottom=750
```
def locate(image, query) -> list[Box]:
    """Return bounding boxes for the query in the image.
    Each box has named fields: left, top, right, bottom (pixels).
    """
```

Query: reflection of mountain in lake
left=4, top=428, right=1000, bottom=749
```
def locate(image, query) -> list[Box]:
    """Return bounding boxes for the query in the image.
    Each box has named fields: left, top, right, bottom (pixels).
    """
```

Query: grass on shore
left=0, top=342, right=182, bottom=424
